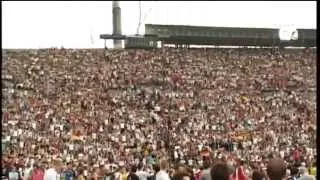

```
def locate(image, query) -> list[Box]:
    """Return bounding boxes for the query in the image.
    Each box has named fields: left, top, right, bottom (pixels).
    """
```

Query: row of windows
left=151, top=27, right=275, bottom=39
left=125, top=38, right=157, bottom=48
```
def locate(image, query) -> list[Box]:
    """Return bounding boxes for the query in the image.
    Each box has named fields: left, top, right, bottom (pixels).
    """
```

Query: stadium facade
left=101, top=24, right=316, bottom=49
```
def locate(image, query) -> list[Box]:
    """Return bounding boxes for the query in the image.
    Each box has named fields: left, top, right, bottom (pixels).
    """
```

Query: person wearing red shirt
left=29, top=163, right=45, bottom=180
left=231, top=159, right=248, bottom=180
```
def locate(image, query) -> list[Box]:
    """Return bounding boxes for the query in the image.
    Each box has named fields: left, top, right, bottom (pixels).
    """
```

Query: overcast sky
left=2, top=1, right=317, bottom=49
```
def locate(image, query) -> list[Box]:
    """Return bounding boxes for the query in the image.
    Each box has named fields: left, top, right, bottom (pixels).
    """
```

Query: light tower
left=113, top=1, right=122, bottom=48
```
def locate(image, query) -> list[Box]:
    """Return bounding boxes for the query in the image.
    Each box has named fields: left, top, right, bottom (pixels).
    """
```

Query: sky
left=2, top=1, right=317, bottom=49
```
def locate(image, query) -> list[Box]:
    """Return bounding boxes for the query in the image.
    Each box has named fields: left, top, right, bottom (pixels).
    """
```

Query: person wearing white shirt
left=44, top=168, right=59, bottom=180
left=136, top=164, right=151, bottom=180
left=44, top=159, right=63, bottom=180
left=156, top=159, right=170, bottom=180
left=23, top=163, right=33, bottom=180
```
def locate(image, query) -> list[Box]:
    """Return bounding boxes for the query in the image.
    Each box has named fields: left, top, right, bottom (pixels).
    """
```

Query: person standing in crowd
left=7, top=165, right=21, bottom=180
left=231, top=159, right=247, bottom=180
left=172, top=164, right=194, bottom=180
left=63, top=162, right=76, bottom=180
left=118, top=166, right=129, bottom=180
left=200, top=158, right=211, bottom=180
left=127, top=165, right=139, bottom=180
left=105, top=165, right=122, bottom=180
left=148, top=164, right=160, bottom=180
left=90, top=167, right=100, bottom=180
left=136, top=164, right=150, bottom=180
left=210, top=163, right=230, bottom=180
left=23, top=162, right=33, bottom=180
left=104, top=167, right=114, bottom=180
left=194, top=167, right=203, bottom=180
left=309, top=161, right=316, bottom=178
left=251, top=171, right=266, bottom=180
left=156, top=159, right=170, bottom=180
left=171, top=164, right=185, bottom=180
left=266, top=158, right=286, bottom=180
left=289, top=165, right=300, bottom=180
left=297, top=167, right=315, bottom=180
left=44, top=159, right=63, bottom=180
left=2, top=156, right=12, bottom=180
left=2, top=162, right=8, bottom=179
left=29, top=163, right=44, bottom=180
left=76, top=169, right=85, bottom=180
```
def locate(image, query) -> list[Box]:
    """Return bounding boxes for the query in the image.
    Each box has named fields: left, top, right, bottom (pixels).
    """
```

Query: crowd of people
left=2, top=47, right=317, bottom=180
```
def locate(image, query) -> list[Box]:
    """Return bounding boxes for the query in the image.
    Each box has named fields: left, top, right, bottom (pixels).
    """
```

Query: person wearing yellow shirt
left=309, top=162, right=316, bottom=177
left=76, top=169, right=86, bottom=180
left=119, top=166, right=129, bottom=180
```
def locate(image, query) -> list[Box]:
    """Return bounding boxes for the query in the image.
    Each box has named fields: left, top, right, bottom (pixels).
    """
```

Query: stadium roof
left=145, top=23, right=278, bottom=31
left=99, top=24, right=316, bottom=47
left=145, top=24, right=316, bottom=47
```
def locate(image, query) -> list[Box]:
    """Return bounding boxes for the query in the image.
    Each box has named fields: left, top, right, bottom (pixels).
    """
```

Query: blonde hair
left=52, top=158, right=64, bottom=168
left=159, top=159, right=168, bottom=170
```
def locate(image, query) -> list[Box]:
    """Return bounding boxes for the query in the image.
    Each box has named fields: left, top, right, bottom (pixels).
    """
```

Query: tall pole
left=136, top=1, right=142, bottom=35
left=112, top=1, right=122, bottom=49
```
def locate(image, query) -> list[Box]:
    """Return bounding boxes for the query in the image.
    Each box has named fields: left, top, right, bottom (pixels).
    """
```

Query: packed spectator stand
left=1, top=47, right=317, bottom=180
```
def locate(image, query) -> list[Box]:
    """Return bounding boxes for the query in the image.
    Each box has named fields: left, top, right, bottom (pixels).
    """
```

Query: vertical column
left=113, top=1, right=122, bottom=49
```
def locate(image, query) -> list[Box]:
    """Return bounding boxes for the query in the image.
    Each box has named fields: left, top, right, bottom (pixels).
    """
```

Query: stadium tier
left=2, top=47, right=316, bottom=179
